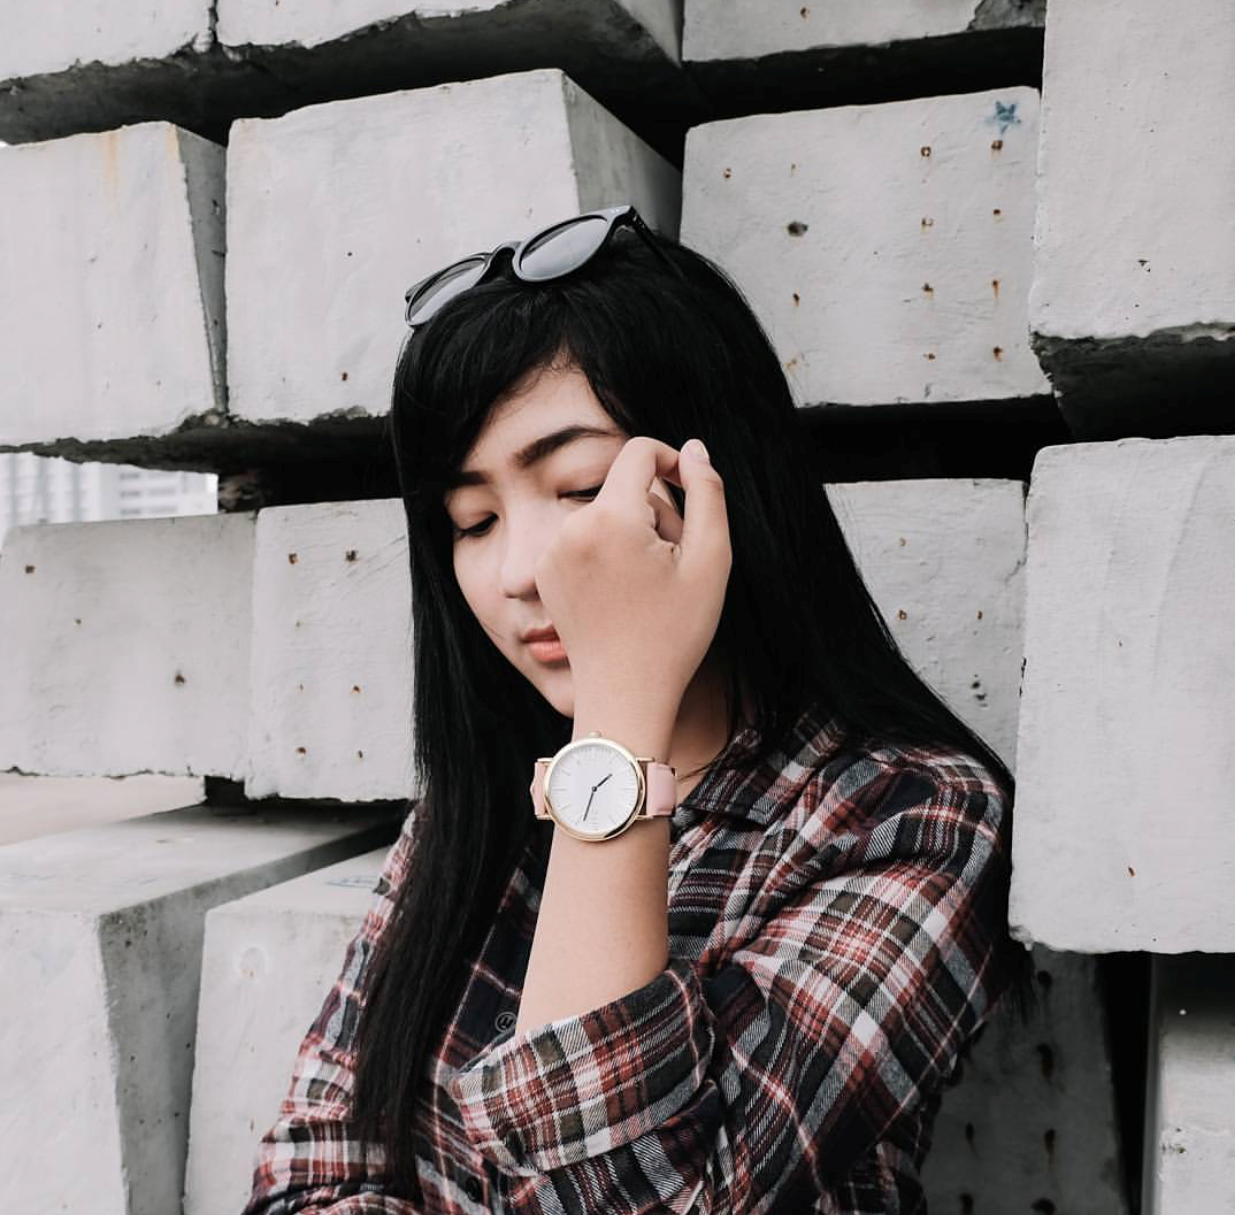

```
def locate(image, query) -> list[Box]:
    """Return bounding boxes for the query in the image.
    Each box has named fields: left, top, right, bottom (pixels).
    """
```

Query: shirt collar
left=678, top=698, right=848, bottom=827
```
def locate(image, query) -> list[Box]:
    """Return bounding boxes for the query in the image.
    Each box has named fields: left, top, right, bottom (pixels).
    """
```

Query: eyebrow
left=443, top=424, right=623, bottom=491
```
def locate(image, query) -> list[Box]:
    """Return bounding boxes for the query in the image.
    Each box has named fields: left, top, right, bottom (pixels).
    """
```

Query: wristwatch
left=530, top=732, right=677, bottom=842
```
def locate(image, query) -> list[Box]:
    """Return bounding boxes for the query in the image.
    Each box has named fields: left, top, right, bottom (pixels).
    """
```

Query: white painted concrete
left=0, top=771, right=204, bottom=846
left=184, top=844, right=399, bottom=1215
left=922, top=948, right=1127, bottom=1215
left=685, top=0, right=1040, bottom=62
left=246, top=499, right=417, bottom=801
left=0, top=513, right=254, bottom=779
left=0, top=123, right=226, bottom=449
left=0, top=804, right=397, bottom=1215
left=1029, top=0, right=1235, bottom=345
left=682, top=89, right=1049, bottom=408
left=225, top=68, right=680, bottom=428
left=1142, top=956, right=1235, bottom=1215
left=219, top=0, right=681, bottom=65
left=0, top=1, right=210, bottom=79
left=827, top=479, right=1025, bottom=768
left=1009, top=436, right=1235, bottom=952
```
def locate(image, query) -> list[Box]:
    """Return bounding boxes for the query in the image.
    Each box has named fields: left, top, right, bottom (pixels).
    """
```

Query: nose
left=497, top=506, right=550, bottom=603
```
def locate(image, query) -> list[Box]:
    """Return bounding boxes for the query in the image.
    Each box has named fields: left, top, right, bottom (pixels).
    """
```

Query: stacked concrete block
left=1028, top=0, right=1235, bottom=435
left=0, top=772, right=205, bottom=847
left=826, top=479, right=1025, bottom=768
left=0, top=122, right=225, bottom=462
left=0, top=513, right=254, bottom=780
left=226, top=68, right=680, bottom=429
left=184, top=844, right=397, bottom=1215
left=0, top=803, right=398, bottom=1214
left=246, top=499, right=417, bottom=801
left=683, top=88, right=1050, bottom=411
left=1009, top=436, right=1235, bottom=952
left=1142, top=956, right=1235, bottom=1215
left=0, top=1, right=243, bottom=144
left=922, top=948, right=1128, bottom=1215
left=683, top=1, right=1045, bottom=117
left=0, top=2, right=701, bottom=159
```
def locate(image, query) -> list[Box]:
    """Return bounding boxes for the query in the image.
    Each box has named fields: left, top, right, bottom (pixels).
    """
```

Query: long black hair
left=353, top=217, right=1036, bottom=1201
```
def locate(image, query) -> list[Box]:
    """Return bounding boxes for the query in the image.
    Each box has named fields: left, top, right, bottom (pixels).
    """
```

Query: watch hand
left=596, top=773, right=612, bottom=788
left=583, top=787, right=596, bottom=822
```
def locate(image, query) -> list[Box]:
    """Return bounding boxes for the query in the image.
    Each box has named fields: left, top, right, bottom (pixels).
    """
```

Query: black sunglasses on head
left=402, top=203, right=680, bottom=330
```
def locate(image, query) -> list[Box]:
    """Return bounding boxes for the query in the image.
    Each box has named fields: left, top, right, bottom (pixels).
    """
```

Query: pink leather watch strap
left=530, top=757, right=678, bottom=820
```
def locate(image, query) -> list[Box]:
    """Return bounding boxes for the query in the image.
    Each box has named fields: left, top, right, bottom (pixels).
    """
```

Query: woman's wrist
left=570, top=706, right=675, bottom=765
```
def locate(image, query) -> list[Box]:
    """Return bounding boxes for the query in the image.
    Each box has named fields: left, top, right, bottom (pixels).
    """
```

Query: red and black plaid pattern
left=242, top=701, right=1018, bottom=1214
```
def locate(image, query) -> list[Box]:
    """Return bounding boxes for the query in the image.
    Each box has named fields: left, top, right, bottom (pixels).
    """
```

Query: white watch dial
left=546, top=741, right=641, bottom=836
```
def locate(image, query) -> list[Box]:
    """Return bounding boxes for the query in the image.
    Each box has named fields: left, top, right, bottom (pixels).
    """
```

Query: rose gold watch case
left=532, top=734, right=672, bottom=842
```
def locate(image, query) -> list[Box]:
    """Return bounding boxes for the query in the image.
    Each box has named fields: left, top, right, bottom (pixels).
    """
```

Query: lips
left=525, top=627, right=567, bottom=663
left=523, top=625, right=559, bottom=643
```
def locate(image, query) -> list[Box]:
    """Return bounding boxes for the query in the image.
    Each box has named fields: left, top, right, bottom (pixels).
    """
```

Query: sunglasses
left=402, top=203, right=680, bottom=330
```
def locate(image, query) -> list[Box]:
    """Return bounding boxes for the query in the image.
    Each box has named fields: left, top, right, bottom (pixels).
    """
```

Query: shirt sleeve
left=240, top=808, right=423, bottom=1215
left=445, top=755, right=1017, bottom=1215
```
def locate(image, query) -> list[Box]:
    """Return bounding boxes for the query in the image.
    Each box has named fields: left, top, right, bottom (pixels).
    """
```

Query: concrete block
left=226, top=68, right=680, bottom=429
left=219, top=0, right=680, bottom=66
left=1142, top=956, right=1235, bottom=1215
left=246, top=499, right=417, bottom=801
left=685, top=0, right=1043, bottom=62
left=184, top=844, right=398, bottom=1215
left=683, top=1, right=1045, bottom=119
left=0, top=772, right=205, bottom=847
left=0, top=0, right=212, bottom=81
left=682, top=89, right=1050, bottom=410
left=0, top=3, right=701, bottom=163
left=0, top=803, right=398, bottom=1215
left=0, top=122, right=226, bottom=453
left=1028, top=0, right=1235, bottom=435
left=1009, top=436, right=1235, bottom=952
left=826, top=479, right=1025, bottom=768
left=922, top=948, right=1128, bottom=1215
left=0, top=513, right=254, bottom=779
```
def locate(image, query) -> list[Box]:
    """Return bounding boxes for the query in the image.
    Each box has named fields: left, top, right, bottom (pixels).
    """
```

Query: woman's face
left=443, top=360, right=679, bottom=719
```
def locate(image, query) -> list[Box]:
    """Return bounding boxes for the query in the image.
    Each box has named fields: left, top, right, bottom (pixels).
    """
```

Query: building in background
left=0, top=453, right=217, bottom=549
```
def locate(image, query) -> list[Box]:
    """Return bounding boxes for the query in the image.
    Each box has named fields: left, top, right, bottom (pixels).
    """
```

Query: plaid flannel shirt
left=242, top=700, right=1018, bottom=1214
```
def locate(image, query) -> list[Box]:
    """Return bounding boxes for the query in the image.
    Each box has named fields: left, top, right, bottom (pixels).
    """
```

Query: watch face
left=545, top=740, right=641, bottom=838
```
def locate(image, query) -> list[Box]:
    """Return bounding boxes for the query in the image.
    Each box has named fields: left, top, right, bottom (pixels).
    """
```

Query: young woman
left=242, top=204, right=1034, bottom=1215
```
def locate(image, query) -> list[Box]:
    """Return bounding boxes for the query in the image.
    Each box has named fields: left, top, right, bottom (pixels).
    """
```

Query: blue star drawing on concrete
left=988, top=100, right=1022, bottom=136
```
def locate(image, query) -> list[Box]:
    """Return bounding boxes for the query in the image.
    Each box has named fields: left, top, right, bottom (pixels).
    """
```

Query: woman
left=242, top=204, right=1034, bottom=1214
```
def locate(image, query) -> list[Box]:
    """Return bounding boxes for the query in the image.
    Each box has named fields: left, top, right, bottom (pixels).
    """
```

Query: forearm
left=515, top=706, right=675, bottom=1034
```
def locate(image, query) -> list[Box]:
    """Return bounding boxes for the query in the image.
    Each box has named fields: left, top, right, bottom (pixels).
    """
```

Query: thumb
left=677, top=439, right=728, bottom=565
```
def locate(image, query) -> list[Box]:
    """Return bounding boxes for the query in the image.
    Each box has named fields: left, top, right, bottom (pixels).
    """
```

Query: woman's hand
left=532, top=436, right=731, bottom=728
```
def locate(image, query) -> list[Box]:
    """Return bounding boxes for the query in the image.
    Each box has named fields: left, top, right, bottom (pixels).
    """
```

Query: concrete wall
left=0, top=805, right=397, bottom=1214
left=0, top=123, right=225, bottom=451
left=827, top=479, right=1025, bottom=768
left=683, top=88, right=1049, bottom=409
left=184, top=846, right=394, bottom=1215
left=1009, top=436, right=1235, bottom=953
left=0, top=514, right=254, bottom=779
left=1028, top=0, right=1235, bottom=433
left=1142, top=956, right=1235, bottom=1214
left=226, top=68, right=679, bottom=428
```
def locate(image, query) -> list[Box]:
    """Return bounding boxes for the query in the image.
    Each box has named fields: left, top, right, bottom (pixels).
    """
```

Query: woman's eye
left=452, top=487, right=602, bottom=541
left=454, top=516, right=494, bottom=539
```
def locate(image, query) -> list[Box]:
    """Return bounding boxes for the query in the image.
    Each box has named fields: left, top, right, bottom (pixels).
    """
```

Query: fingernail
left=684, top=438, right=710, bottom=463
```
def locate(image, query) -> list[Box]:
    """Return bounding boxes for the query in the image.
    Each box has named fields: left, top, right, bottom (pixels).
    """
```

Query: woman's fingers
left=648, top=481, right=684, bottom=544
left=596, top=436, right=726, bottom=568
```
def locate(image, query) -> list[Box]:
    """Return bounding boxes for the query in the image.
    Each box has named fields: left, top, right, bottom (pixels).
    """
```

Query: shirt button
left=463, top=1175, right=483, bottom=1202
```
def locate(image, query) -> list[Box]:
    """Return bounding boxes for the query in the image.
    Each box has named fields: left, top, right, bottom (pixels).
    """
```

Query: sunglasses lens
left=517, top=215, right=611, bottom=281
left=406, top=255, right=488, bottom=325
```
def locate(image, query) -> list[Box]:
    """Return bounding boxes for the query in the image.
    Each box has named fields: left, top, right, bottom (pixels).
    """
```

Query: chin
left=529, top=666, right=573, bottom=718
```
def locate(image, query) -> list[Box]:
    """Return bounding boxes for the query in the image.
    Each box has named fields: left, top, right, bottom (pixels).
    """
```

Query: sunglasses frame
left=402, top=203, right=679, bottom=329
